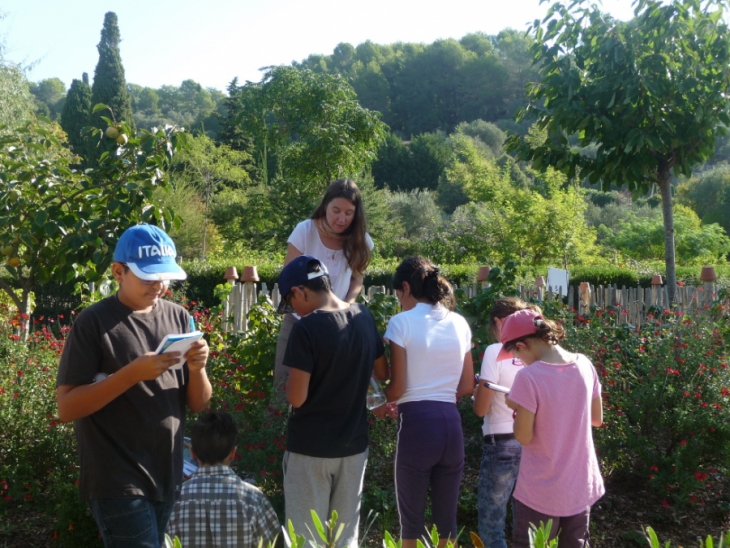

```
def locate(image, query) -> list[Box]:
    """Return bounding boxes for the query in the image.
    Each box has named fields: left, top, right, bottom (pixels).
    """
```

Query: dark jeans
left=512, top=498, right=591, bottom=548
left=89, top=497, right=174, bottom=548
left=477, top=437, right=521, bottom=548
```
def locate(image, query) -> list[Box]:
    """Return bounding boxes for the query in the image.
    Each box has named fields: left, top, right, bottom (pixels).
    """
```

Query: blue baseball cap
left=277, top=255, right=329, bottom=313
left=113, top=224, right=187, bottom=281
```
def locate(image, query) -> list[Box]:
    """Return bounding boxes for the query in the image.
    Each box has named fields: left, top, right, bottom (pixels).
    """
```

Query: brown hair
left=489, top=297, right=542, bottom=341
left=392, top=256, right=455, bottom=310
left=311, top=178, right=371, bottom=276
left=502, top=317, right=566, bottom=352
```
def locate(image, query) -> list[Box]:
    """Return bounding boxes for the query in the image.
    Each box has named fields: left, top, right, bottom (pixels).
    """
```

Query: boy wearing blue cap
left=57, top=224, right=212, bottom=548
left=278, top=255, right=388, bottom=548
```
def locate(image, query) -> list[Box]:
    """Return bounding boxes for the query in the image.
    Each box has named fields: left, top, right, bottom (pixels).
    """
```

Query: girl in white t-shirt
left=273, top=179, right=374, bottom=390
left=472, top=297, right=540, bottom=548
left=383, top=256, right=473, bottom=548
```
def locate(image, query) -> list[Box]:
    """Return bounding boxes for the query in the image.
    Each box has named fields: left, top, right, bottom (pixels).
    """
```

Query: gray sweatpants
left=283, top=449, right=369, bottom=548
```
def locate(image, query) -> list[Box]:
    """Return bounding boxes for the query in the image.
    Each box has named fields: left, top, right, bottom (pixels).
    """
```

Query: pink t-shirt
left=509, top=353, right=604, bottom=516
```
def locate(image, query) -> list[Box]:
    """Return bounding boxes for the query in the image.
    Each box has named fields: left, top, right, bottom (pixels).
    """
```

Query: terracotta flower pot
left=241, top=266, right=259, bottom=282
left=223, top=266, right=239, bottom=281
left=477, top=266, right=491, bottom=282
left=651, top=274, right=663, bottom=286
left=700, top=266, right=717, bottom=283
left=535, top=276, right=546, bottom=288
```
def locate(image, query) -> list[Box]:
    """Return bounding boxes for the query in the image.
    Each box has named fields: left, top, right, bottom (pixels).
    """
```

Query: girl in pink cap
left=501, top=309, right=604, bottom=548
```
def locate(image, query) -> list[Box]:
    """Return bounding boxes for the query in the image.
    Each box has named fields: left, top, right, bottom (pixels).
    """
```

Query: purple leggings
left=395, top=401, right=464, bottom=540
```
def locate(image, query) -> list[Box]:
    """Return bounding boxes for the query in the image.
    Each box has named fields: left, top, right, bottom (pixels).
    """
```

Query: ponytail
left=393, top=256, right=455, bottom=310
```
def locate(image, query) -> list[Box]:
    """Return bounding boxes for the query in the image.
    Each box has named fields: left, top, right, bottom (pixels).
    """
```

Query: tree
left=89, top=11, right=135, bottom=162
left=28, top=78, right=66, bottom=119
left=60, top=76, right=92, bottom=156
left=0, top=61, right=34, bottom=132
left=232, top=66, right=387, bottom=187
left=677, top=165, right=730, bottom=238
left=0, top=111, right=188, bottom=338
left=507, top=0, right=730, bottom=303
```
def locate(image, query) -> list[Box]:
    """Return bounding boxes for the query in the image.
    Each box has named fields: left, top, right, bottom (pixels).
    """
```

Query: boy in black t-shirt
left=278, top=255, right=388, bottom=548
left=56, top=224, right=212, bottom=548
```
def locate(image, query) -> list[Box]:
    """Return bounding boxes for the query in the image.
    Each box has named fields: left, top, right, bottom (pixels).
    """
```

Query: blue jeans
left=477, top=437, right=522, bottom=548
left=89, top=497, right=174, bottom=548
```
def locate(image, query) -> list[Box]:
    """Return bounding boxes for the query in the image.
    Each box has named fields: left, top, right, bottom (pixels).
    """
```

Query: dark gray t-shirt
left=284, top=303, right=385, bottom=458
left=57, top=295, right=190, bottom=501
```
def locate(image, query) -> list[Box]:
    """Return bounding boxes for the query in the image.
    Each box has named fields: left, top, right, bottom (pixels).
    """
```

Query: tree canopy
left=507, top=0, right=730, bottom=301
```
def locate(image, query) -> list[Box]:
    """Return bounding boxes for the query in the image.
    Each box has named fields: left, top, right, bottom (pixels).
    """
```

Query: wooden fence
left=222, top=277, right=726, bottom=333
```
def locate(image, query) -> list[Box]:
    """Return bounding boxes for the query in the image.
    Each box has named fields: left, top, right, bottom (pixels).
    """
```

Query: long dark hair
left=392, top=256, right=455, bottom=310
left=311, top=178, right=371, bottom=276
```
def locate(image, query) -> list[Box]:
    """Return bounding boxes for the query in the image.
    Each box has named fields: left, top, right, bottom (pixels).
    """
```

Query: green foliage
left=455, top=262, right=520, bottom=360
left=28, top=78, right=66, bottom=120
left=677, top=166, right=730, bottom=238
left=0, top=111, right=187, bottom=332
left=566, top=300, right=730, bottom=506
left=644, top=526, right=729, bottom=548
left=602, top=204, right=730, bottom=265
left=508, top=0, right=730, bottom=298
left=229, top=65, right=387, bottom=187
left=60, top=77, right=92, bottom=157
left=89, top=12, right=135, bottom=162
left=0, top=61, right=34, bottom=132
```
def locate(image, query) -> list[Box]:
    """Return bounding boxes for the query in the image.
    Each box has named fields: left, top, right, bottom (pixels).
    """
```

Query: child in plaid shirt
left=167, top=412, right=280, bottom=548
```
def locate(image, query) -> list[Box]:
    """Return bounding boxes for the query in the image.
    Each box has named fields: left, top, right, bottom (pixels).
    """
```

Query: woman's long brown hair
left=311, top=179, right=371, bottom=277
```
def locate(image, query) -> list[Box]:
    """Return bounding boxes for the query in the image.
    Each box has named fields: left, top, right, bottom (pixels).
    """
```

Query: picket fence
left=222, top=275, right=726, bottom=333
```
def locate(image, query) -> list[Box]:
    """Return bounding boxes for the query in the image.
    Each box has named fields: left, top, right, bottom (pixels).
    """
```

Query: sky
left=0, top=0, right=637, bottom=92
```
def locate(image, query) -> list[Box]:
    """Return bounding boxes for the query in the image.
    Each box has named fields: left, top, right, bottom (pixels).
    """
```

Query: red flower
left=680, top=440, right=687, bottom=446
left=661, top=500, right=670, bottom=508
left=695, top=472, right=708, bottom=481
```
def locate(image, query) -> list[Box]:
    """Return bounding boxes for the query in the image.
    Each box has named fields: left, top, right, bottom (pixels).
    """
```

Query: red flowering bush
left=565, top=298, right=730, bottom=507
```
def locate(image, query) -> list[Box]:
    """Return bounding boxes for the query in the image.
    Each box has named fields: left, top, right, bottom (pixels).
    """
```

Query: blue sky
left=1, top=0, right=637, bottom=92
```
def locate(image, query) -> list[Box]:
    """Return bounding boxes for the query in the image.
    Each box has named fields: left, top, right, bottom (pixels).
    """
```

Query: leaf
left=310, top=510, right=327, bottom=542
left=92, top=103, right=111, bottom=114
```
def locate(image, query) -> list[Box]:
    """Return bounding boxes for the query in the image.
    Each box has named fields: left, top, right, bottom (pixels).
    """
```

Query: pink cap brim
left=496, top=345, right=513, bottom=362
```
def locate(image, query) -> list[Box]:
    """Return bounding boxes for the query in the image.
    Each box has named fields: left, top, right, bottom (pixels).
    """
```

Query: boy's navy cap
left=113, top=224, right=187, bottom=281
left=277, top=255, right=329, bottom=314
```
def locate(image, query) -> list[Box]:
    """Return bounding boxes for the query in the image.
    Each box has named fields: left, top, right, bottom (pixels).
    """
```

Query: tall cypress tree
left=90, top=12, right=134, bottom=131
left=60, top=74, right=92, bottom=156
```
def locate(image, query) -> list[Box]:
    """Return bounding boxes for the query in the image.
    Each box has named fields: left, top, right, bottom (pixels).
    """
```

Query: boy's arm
left=185, top=340, right=212, bottom=413
left=287, top=368, right=311, bottom=408
left=57, top=351, right=182, bottom=422
left=373, top=353, right=389, bottom=381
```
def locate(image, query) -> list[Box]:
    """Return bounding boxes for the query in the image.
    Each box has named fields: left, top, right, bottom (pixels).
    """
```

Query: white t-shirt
left=479, top=342, right=524, bottom=435
left=384, top=302, right=472, bottom=404
left=288, top=219, right=374, bottom=301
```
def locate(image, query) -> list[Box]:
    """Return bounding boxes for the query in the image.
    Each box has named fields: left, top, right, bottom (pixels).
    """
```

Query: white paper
left=547, top=267, right=570, bottom=297
left=154, top=331, right=203, bottom=369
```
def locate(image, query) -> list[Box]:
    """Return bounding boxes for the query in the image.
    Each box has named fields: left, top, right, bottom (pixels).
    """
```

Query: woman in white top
left=382, top=256, right=473, bottom=548
left=273, top=179, right=374, bottom=390
left=472, top=297, right=539, bottom=548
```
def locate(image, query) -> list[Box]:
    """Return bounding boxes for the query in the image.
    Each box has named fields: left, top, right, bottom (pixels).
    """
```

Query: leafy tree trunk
left=658, top=159, right=677, bottom=305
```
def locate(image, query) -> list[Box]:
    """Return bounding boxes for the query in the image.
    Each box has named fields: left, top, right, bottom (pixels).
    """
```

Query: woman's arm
left=473, top=379, right=497, bottom=417
left=344, top=275, right=364, bottom=303
left=283, top=243, right=303, bottom=267
left=591, top=396, right=603, bottom=427
left=513, top=405, right=535, bottom=445
left=456, top=351, right=475, bottom=399
left=384, top=342, right=407, bottom=402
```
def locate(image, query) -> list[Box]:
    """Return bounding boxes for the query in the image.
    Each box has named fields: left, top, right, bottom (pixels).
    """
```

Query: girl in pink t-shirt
left=501, top=309, right=604, bottom=548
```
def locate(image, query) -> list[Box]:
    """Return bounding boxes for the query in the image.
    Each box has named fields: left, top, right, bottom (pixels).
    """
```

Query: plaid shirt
left=167, top=465, right=280, bottom=548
